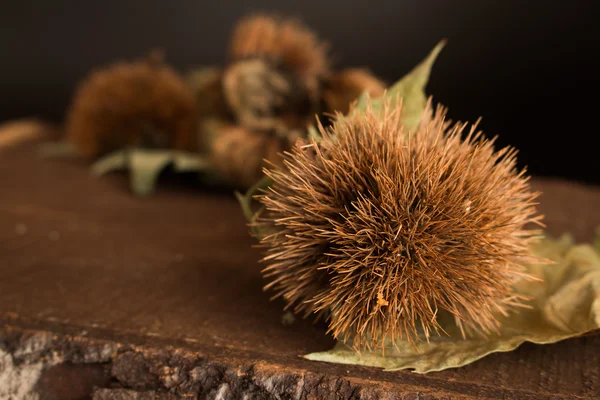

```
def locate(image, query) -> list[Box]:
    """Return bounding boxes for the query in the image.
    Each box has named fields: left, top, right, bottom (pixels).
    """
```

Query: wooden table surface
left=1, top=131, right=599, bottom=399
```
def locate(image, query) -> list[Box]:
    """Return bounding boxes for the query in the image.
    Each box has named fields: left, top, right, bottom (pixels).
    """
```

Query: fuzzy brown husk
left=257, top=101, right=543, bottom=350
left=223, top=14, right=329, bottom=140
left=229, top=14, right=329, bottom=80
left=66, top=56, right=198, bottom=159
left=206, top=15, right=385, bottom=187
left=222, top=58, right=317, bottom=135
left=187, top=67, right=230, bottom=122
left=206, top=122, right=300, bottom=188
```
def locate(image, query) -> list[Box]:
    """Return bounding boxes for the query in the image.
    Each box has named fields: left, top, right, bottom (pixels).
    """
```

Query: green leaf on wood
left=172, top=152, right=211, bottom=173
left=128, top=151, right=174, bottom=197
left=91, top=149, right=212, bottom=197
left=90, top=150, right=128, bottom=176
left=305, top=233, right=600, bottom=373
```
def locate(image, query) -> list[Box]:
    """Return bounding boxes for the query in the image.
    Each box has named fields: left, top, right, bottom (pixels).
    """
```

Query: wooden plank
left=1, top=136, right=599, bottom=399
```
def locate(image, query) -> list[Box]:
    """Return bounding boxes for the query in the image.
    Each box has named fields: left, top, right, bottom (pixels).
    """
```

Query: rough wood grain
left=1, top=135, right=599, bottom=399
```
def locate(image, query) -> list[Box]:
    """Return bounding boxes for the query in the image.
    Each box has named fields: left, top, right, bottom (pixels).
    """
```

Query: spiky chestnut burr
left=66, top=52, right=198, bottom=159
left=211, top=14, right=385, bottom=187
left=256, top=100, right=543, bottom=350
left=223, top=14, right=329, bottom=137
left=206, top=123, right=301, bottom=188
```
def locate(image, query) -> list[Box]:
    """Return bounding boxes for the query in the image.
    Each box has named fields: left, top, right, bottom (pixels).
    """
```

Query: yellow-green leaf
left=352, top=40, right=446, bottom=131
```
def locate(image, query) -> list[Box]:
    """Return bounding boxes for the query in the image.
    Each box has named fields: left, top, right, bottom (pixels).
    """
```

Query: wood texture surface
left=1, top=133, right=599, bottom=399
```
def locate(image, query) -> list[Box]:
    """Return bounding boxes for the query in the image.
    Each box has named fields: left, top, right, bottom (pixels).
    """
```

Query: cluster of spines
left=257, top=100, right=543, bottom=350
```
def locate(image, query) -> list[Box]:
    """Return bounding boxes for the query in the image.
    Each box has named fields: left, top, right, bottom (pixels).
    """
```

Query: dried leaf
left=128, top=151, right=174, bottom=197
left=352, top=40, right=446, bottom=131
left=235, top=175, right=273, bottom=238
left=305, top=234, right=600, bottom=373
left=91, top=149, right=212, bottom=197
left=173, top=152, right=211, bottom=172
left=90, top=150, right=128, bottom=176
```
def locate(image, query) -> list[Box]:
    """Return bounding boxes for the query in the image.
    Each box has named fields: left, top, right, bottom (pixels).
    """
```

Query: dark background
left=0, top=1, right=594, bottom=184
